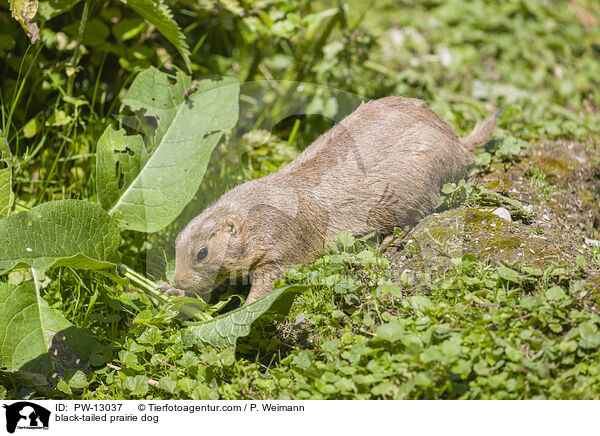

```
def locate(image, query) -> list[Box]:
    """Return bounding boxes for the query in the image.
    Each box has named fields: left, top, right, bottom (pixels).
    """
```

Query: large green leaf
left=186, top=284, right=308, bottom=349
left=37, top=0, right=80, bottom=20
left=0, top=132, right=13, bottom=218
left=0, top=200, right=121, bottom=274
left=123, top=0, right=191, bottom=71
left=0, top=281, right=98, bottom=373
left=97, top=68, right=239, bottom=232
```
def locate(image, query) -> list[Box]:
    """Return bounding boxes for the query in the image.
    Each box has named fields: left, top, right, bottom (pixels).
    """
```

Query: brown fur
left=171, top=97, right=501, bottom=304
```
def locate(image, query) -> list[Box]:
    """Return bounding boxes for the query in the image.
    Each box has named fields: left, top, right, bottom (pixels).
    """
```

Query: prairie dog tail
left=461, top=106, right=504, bottom=150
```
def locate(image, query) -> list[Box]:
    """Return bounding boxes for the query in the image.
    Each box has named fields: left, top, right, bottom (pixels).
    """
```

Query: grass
left=34, top=238, right=600, bottom=400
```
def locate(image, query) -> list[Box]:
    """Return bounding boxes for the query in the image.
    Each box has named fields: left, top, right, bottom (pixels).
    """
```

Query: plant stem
left=117, top=264, right=169, bottom=304
left=67, top=0, right=91, bottom=98
left=116, top=265, right=210, bottom=321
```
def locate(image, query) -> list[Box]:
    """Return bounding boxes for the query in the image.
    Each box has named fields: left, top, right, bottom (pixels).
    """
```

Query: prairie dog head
left=173, top=207, right=255, bottom=296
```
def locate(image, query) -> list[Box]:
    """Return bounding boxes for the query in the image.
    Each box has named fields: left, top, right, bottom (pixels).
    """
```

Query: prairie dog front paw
left=156, top=283, right=186, bottom=297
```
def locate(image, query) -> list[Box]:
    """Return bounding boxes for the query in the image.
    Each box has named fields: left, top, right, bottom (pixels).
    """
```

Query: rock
left=492, top=207, right=512, bottom=222
left=294, top=313, right=308, bottom=325
left=384, top=139, right=600, bottom=283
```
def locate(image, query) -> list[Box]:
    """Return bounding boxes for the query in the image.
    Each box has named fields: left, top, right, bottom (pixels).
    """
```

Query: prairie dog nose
left=174, top=272, right=191, bottom=290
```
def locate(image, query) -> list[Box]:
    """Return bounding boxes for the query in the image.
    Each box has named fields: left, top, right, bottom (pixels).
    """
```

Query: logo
left=2, top=402, right=50, bottom=434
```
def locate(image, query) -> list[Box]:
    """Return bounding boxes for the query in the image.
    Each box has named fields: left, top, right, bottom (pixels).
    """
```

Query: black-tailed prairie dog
left=169, top=97, right=501, bottom=304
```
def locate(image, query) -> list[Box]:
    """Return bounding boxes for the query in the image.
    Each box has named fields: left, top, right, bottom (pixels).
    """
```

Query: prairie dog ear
left=222, top=215, right=242, bottom=235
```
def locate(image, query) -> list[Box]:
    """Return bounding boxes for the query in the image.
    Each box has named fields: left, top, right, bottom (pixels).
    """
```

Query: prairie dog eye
left=196, top=247, right=208, bottom=262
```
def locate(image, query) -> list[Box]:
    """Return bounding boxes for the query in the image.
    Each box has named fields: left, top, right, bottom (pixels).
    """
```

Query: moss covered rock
left=386, top=139, right=600, bottom=284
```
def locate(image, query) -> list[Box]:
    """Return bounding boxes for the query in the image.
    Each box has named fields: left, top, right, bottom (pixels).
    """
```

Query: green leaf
left=336, top=231, right=355, bottom=248
left=498, top=140, right=520, bottom=156
left=451, top=359, right=471, bottom=377
left=579, top=321, right=600, bottom=349
left=113, top=17, right=145, bottom=41
left=321, top=339, right=340, bottom=353
left=65, top=369, right=88, bottom=388
left=497, top=137, right=529, bottom=157
left=178, top=351, right=199, bottom=368
left=376, top=321, right=404, bottom=343
left=546, top=286, right=567, bottom=301
left=558, top=340, right=577, bottom=353
left=408, top=295, right=434, bottom=311
left=521, top=266, right=543, bottom=277
left=45, top=110, right=72, bottom=127
left=62, top=18, right=110, bottom=48
left=420, top=345, right=442, bottom=363
left=549, top=323, right=562, bottom=333
left=475, top=151, right=492, bottom=166
left=375, top=284, right=403, bottom=297
left=22, top=116, right=41, bottom=138
left=0, top=281, right=98, bottom=373
left=118, top=350, right=144, bottom=371
left=38, top=0, right=79, bottom=20
left=520, top=296, right=542, bottom=309
left=97, top=68, right=239, bottom=232
left=505, top=346, right=522, bottom=362
left=159, top=375, right=178, bottom=394
left=191, top=383, right=218, bottom=400
left=440, top=339, right=461, bottom=357
left=371, top=381, right=394, bottom=396
left=497, top=267, right=520, bottom=283
left=186, top=284, right=307, bottom=349
left=9, top=0, right=39, bottom=43
left=122, top=0, right=191, bottom=71
left=138, top=327, right=161, bottom=345
left=294, top=351, right=312, bottom=368
left=0, top=200, right=121, bottom=274
left=56, top=379, right=72, bottom=395
left=217, top=348, right=235, bottom=366
left=0, top=133, right=13, bottom=218
left=414, top=372, right=432, bottom=387
left=122, top=375, right=149, bottom=396
left=0, top=130, right=10, bottom=155
left=441, top=183, right=455, bottom=194
left=334, top=377, right=355, bottom=392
